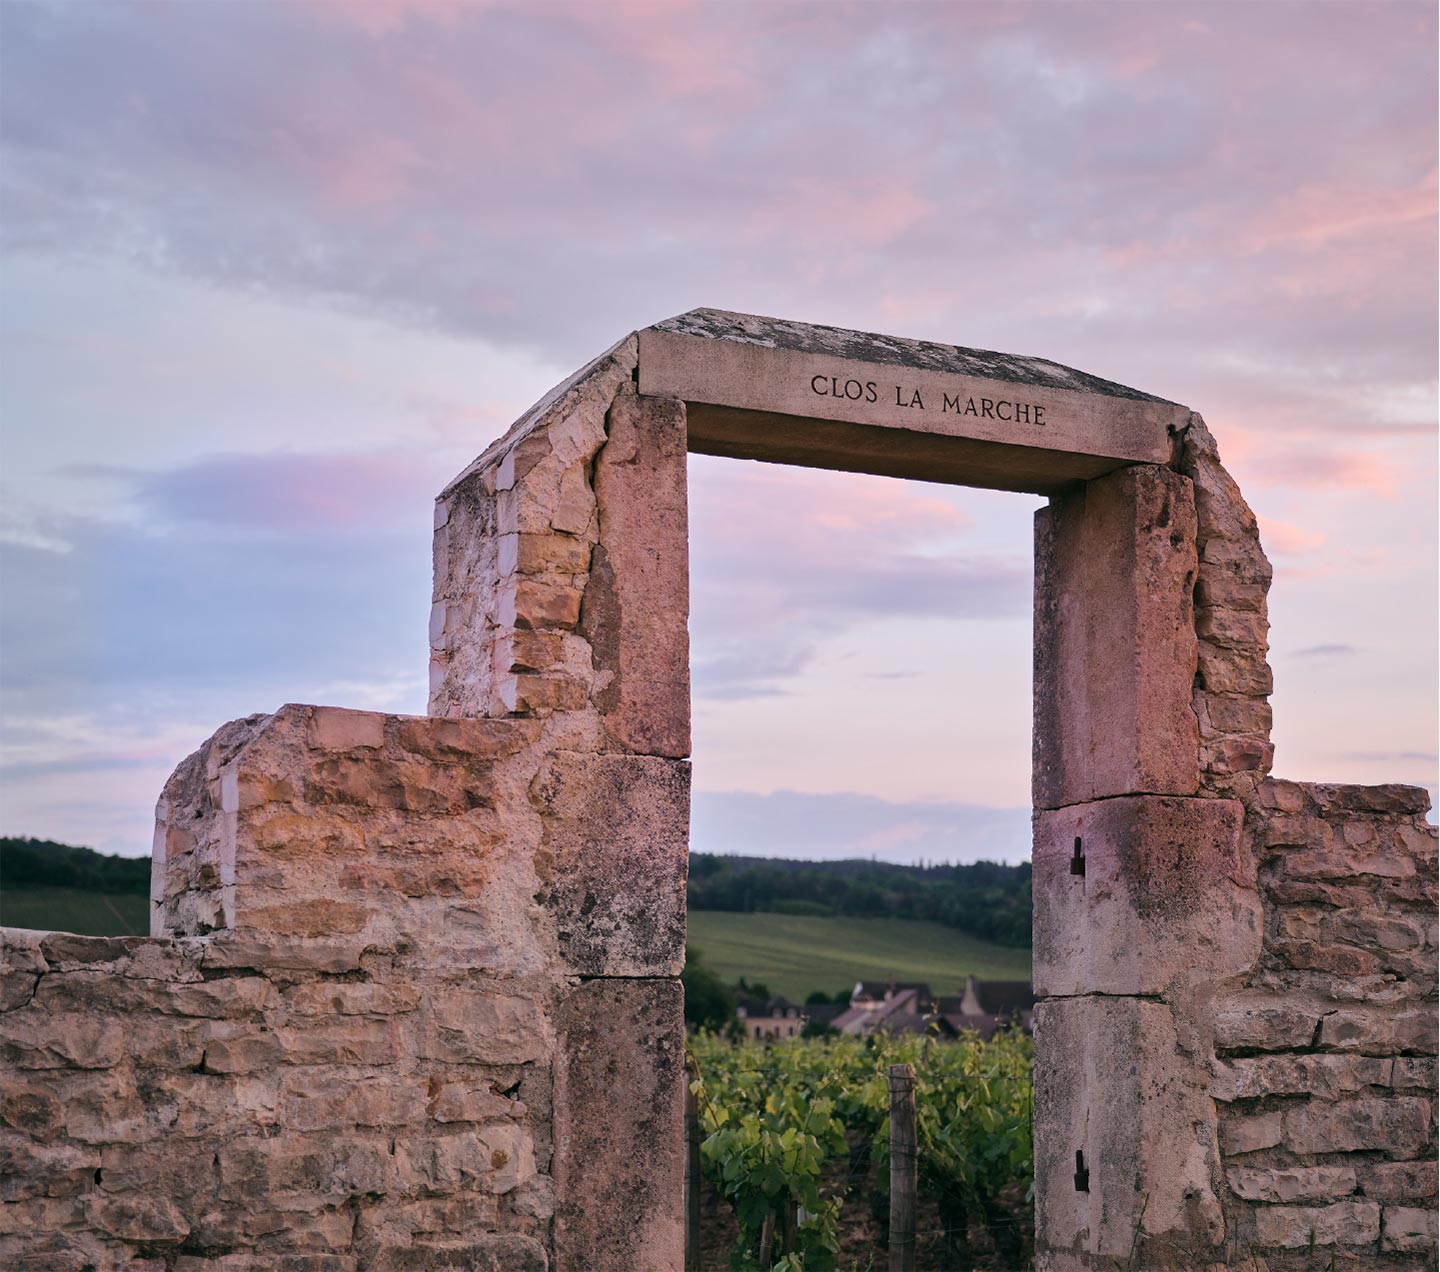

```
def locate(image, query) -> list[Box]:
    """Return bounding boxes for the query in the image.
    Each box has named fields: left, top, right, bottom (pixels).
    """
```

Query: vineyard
left=686, top=1029, right=1034, bottom=1271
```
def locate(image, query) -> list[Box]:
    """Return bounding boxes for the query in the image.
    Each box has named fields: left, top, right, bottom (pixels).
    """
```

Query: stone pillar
left=1032, top=464, right=1200, bottom=807
left=1032, top=464, right=1244, bottom=1268
left=427, top=351, right=691, bottom=1270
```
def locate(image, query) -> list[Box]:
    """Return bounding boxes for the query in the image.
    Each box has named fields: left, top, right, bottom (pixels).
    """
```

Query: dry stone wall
left=1, top=310, right=1433, bottom=1271
left=3, top=701, right=688, bottom=1270
left=1033, top=414, right=1436, bottom=1271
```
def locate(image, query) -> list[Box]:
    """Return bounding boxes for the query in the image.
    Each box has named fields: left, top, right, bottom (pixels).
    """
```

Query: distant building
left=958, top=975, right=1035, bottom=1032
left=823, top=975, right=1034, bottom=1040
left=735, top=993, right=803, bottom=1040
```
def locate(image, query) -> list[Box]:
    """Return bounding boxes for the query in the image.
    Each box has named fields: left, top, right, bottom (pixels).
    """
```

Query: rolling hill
left=686, top=910, right=1030, bottom=1002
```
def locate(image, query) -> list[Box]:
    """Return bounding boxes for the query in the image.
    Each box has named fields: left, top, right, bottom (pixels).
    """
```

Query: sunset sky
left=1, top=0, right=1435, bottom=862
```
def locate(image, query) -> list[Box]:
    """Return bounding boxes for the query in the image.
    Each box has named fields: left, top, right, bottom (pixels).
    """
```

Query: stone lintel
left=638, top=314, right=1185, bottom=495
left=1033, top=796, right=1260, bottom=997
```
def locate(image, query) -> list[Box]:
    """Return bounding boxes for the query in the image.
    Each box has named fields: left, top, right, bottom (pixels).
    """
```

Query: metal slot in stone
left=1073, top=1150, right=1090, bottom=1193
left=1070, top=836, right=1086, bottom=878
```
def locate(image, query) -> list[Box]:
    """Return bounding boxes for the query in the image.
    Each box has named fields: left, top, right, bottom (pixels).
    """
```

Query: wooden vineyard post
left=888, top=1063, right=917, bottom=1272
left=685, top=1059, right=701, bottom=1271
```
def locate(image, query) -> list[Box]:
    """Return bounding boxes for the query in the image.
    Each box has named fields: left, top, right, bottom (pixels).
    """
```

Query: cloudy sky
left=1, top=0, right=1434, bottom=863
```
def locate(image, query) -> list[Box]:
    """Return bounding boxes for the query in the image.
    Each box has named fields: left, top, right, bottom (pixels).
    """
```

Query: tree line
left=0, top=838, right=1033, bottom=952
left=687, top=852, right=1032, bottom=949
left=0, top=838, right=150, bottom=894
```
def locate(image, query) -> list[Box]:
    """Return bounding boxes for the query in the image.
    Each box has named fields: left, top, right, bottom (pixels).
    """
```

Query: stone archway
left=4, top=310, right=1432, bottom=1272
left=429, top=310, right=1435, bottom=1271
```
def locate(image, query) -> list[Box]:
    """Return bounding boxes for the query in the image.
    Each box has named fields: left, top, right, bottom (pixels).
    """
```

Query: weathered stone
left=1033, top=796, right=1257, bottom=995
left=553, top=978, right=684, bottom=1272
left=1034, top=465, right=1200, bottom=807
left=274, top=1018, right=403, bottom=1066
left=1283, top=1097, right=1430, bottom=1155
left=531, top=751, right=689, bottom=977
left=281, top=981, right=422, bottom=1017
left=308, top=706, right=386, bottom=751
left=1228, top=1165, right=1357, bottom=1203
left=395, top=1125, right=535, bottom=1195
left=499, top=531, right=592, bottom=577
left=218, top=1136, right=395, bottom=1203
left=1381, top=1206, right=1439, bottom=1252
left=0, top=1084, right=64, bottom=1141
left=1220, top=1110, right=1283, bottom=1155
left=0, top=1136, right=99, bottom=1199
left=1319, top=1007, right=1436, bottom=1053
left=1363, top=1160, right=1437, bottom=1202
left=421, top=988, right=548, bottom=1065
left=1390, top=1056, right=1437, bottom=1090
left=280, top=1072, right=425, bottom=1132
left=84, top=1192, right=190, bottom=1242
left=1034, top=996, right=1224, bottom=1260
left=582, top=389, right=691, bottom=758
left=368, top=1233, right=546, bottom=1272
left=501, top=578, right=583, bottom=630
left=0, top=1012, right=127, bottom=1069
left=1196, top=642, right=1272, bottom=696
left=1214, top=999, right=1318, bottom=1052
left=1210, top=1054, right=1391, bottom=1102
left=497, top=671, right=587, bottom=713
left=426, top=1078, right=517, bottom=1125
left=1253, top=1201, right=1380, bottom=1248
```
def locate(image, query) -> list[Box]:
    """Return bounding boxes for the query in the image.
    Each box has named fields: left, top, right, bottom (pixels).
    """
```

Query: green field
left=686, top=910, right=1030, bottom=1001
left=0, top=887, right=149, bottom=936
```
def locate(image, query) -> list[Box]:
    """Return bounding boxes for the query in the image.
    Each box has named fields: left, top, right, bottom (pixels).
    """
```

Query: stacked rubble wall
left=1, top=334, right=692, bottom=1269
left=1033, top=418, right=1437, bottom=1270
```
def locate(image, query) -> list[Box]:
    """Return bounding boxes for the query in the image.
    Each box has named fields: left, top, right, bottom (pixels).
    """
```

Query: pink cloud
left=1257, top=515, right=1325, bottom=556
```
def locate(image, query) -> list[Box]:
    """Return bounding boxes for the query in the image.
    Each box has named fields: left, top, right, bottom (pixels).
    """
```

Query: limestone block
left=0, top=1136, right=99, bottom=1199
left=1209, top=1054, right=1391, bottom=1102
left=1382, top=1206, right=1439, bottom=1252
left=1391, top=1057, right=1437, bottom=1090
left=1033, top=465, right=1200, bottom=808
left=1220, top=1110, right=1282, bottom=1155
left=394, top=1126, right=535, bottom=1196
left=1363, top=1160, right=1438, bottom=1203
left=1213, top=999, right=1319, bottom=1052
left=582, top=389, right=691, bottom=759
left=418, top=987, right=548, bottom=1065
left=83, top=1192, right=190, bottom=1242
left=531, top=751, right=689, bottom=977
left=0, top=1229, right=115, bottom=1272
left=1033, top=796, right=1257, bottom=996
left=368, top=1233, right=547, bottom=1272
left=1034, top=996, right=1224, bottom=1263
left=553, top=978, right=684, bottom=1272
left=279, top=1072, right=425, bottom=1133
left=1318, top=1007, right=1437, bottom=1053
left=1283, top=1097, right=1430, bottom=1155
left=1226, top=1165, right=1357, bottom=1203
left=217, top=1135, right=395, bottom=1203
left=0, top=1011, right=127, bottom=1069
left=0, top=1084, right=64, bottom=1142
left=1253, top=1201, right=1380, bottom=1248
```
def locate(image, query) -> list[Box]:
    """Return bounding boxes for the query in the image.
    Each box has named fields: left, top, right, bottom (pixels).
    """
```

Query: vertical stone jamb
left=1033, top=461, right=1240, bottom=1268
left=582, top=387, right=690, bottom=759
left=1033, top=464, right=1200, bottom=809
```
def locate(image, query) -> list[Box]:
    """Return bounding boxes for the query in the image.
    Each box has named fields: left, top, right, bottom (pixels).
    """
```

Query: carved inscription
left=809, top=374, right=1046, bottom=425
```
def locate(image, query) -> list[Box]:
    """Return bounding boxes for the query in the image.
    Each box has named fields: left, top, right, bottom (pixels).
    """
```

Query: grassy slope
left=687, top=910, right=1031, bottom=1002
left=0, top=887, right=149, bottom=937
